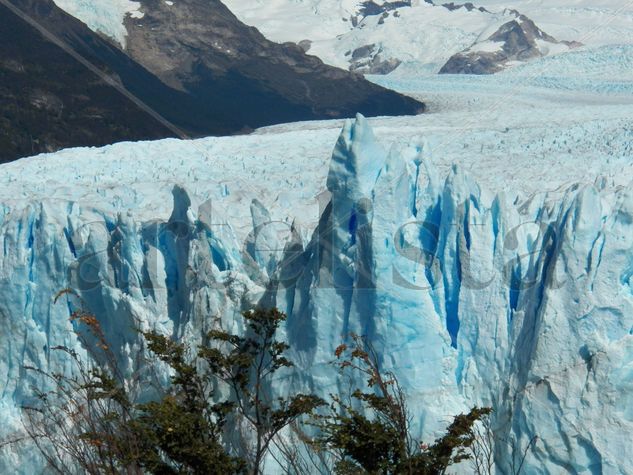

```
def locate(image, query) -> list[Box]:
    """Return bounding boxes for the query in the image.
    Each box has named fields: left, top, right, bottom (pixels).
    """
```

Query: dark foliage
left=15, top=298, right=497, bottom=475
left=315, top=334, right=491, bottom=474
left=18, top=303, right=323, bottom=474
left=201, top=308, right=324, bottom=474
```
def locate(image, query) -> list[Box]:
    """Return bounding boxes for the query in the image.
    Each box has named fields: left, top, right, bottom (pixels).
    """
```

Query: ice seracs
left=1, top=112, right=632, bottom=473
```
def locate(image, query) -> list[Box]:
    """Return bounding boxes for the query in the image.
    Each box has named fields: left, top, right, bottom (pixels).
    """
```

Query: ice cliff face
left=1, top=116, right=632, bottom=473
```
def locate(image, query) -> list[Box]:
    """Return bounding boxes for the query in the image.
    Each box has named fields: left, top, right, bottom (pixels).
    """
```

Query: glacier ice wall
left=1, top=115, right=632, bottom=473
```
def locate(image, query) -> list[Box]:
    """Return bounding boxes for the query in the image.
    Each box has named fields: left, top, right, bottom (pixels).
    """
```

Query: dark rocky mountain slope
left=0, top=0, right=424, bottom=163
left=0, top=0, right=176, bottom=162
left=122, top=0, right=423, bottom=128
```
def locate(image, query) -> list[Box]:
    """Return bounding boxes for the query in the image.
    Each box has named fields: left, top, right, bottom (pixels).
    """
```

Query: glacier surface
left=0, top=45, right=632, bottom=473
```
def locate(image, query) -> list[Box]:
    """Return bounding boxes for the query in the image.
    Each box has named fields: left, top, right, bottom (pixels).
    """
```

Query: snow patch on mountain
left=52, top=0, right=143, bottom=46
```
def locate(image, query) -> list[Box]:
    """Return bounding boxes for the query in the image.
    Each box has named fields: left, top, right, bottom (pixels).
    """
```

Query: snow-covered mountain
left=220, top=0, right=631, bottom=74
left=221, top=0, right=515, bottom=74
left=1, top=40, right=633, bottom=472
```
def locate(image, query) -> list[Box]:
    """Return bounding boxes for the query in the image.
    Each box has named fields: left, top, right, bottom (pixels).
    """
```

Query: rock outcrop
left=440, top=15, right=582, bottom=74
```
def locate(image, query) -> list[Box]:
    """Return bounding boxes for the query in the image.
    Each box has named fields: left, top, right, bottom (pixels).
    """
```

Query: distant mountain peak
left=439, top=13, right=582, bottom=74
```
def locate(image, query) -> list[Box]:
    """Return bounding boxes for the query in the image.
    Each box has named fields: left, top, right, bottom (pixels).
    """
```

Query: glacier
left=1, top=112, right=632, bottom=473
left=1, top=46, right=633, bottom=473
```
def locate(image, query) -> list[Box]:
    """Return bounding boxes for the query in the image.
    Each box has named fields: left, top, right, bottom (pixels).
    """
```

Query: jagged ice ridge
left=0, top=115, right=631, bottom=473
